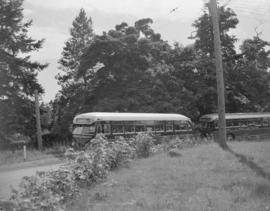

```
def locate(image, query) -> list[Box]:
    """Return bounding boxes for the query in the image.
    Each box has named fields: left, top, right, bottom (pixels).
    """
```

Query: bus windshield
left=72, top=125, right=95, bottom=135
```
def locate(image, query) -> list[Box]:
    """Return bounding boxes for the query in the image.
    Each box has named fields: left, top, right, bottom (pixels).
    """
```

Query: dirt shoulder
left=0, top=157, right=64, bottom=172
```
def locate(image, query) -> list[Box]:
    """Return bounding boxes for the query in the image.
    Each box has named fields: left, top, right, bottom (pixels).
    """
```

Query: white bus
left=72, top=112, right=193, bottom=146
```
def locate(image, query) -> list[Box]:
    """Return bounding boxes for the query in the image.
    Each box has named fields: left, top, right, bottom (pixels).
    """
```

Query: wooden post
left=23, top=145, right=27, bottom=161
left=35, top=90, right=43, bottom=151
left=209, top=0, right=228, bottom=149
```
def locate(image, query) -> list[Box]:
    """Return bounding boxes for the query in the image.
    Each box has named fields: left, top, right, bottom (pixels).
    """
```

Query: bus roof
left=73, top=112, right=190, bottom=124
left=199, top=112, right=270, bottom=122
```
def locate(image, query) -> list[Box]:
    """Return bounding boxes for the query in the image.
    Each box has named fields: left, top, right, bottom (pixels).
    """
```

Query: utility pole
left=35, top=90, right=43, bottom=151
left=209, top=0, right=228, bottom=149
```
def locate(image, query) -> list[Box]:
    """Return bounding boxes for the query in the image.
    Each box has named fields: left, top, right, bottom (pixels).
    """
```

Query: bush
left=134, top=133, right=154, bottom=158
left=85, top=134, right=136, bottom=169
left=65, top=149, right=108, bottom=186
left=164, top=136, right=185, bottom=151
left=10, top=166, right=79, bottom=211
left=107, top=136, right=136, bottom=168
left=10, top=133, right=155, bottom=210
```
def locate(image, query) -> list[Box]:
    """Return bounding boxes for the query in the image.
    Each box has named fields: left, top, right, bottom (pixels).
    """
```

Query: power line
left=221, top=0, right=270, bottom=20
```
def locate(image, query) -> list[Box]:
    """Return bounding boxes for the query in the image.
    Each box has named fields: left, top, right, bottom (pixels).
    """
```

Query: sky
left=22, top=0, right=270, bottom=103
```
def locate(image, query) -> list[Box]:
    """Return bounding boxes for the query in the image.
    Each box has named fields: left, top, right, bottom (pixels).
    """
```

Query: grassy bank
left=68, top=141, right=270, bottom=211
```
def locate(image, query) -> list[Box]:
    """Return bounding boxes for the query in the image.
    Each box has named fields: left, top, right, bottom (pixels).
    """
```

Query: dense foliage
left=10, top=133, right=154, bottom=210
left=52, top=8, right=94, bottom=140
left=0, top=0, right=46, bottom=144
left=9, top=133, right=213, bottom=210
left=53, top=5, right=270, bottom=139
left=1, top=1, right=270, bottom=144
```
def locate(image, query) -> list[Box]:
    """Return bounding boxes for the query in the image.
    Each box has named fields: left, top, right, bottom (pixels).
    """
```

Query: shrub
left=10, top=133, right=155, bottom=210
left=134, top=133, right=154, bottom=158
left=66, top=149, right=108, bottom=186
left=164, top=136, right=184, bottom=151
left=85, top=134, right=136, bottom=169
left=106, top=137, right=136, bottom=168
left=10, top=166, right=79, bottom=211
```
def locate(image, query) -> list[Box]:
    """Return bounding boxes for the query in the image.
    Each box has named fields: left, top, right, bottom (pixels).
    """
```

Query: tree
left=189, top=4, right=270, bottom=115
left=77, top=18, right=196, bottom=118
left=53, top=17, right=188, bottom=139
left=0, top=0, right=46, bottom=143
left=57, top=8, right=94, bottom=86
left=169, top=44, right=201, bottom=120
left=53, top=8, right=94, bottom=139
left=189, top=4, right=239, bottom=116
left=53, top=8, right=270, bottom=142
left=77, top=19, right=167, bottom=112
left=227, top=36, right=270, bottom=111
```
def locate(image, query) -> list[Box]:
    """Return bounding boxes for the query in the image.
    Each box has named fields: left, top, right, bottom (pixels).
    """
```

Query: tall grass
left=68, top=141, right=270, bottom=211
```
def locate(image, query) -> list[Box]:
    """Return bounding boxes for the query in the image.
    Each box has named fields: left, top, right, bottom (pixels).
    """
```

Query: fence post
left=23, top=144, right=27, bottom=161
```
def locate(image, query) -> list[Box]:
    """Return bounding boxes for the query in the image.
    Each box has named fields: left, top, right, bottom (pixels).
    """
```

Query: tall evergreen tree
left=190, top=4, right=270, bottom=114
left=0, top=0, right=46, bottom=143
left=57, top=8, right=94, bottom=86
left=53, top=8, right=94, bottom=139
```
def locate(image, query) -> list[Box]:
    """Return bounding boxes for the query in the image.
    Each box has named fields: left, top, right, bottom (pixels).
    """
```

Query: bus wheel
left=227, top=133, right=235, bottom=141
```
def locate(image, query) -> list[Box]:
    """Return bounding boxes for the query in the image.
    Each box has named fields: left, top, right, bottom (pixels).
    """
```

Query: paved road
left=0, top=163, right=62, bottom=201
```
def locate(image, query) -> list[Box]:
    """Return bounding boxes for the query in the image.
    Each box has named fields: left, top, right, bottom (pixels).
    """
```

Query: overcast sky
left=23, top=0, right=270, bottom=103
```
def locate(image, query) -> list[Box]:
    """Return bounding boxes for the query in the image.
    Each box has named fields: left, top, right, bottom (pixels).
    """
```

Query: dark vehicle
left=199, top=112, right=270, bottom=141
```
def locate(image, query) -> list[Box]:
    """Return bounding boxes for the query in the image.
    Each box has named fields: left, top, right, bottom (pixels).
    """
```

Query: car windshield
left=72, top=125, right=95, bottom=135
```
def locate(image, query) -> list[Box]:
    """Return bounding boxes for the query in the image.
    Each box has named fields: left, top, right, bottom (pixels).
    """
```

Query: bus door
left=103, top=123, right=111, bottom=135
left=96, top=123, right=102, bottom=134
left=96, top=122, right=111, bottom=135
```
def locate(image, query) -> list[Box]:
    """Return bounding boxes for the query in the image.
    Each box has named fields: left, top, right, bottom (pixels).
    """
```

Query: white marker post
left=23, top=144, right=27, bottom=161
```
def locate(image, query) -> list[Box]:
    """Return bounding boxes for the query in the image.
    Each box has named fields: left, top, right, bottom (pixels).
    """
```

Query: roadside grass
left=68, top=141, right=270, bottom=211
left=0, top=146, right=67, bottom=166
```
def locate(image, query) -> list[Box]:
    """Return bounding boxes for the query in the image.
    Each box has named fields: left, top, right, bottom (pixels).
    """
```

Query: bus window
left=103, top=124, right=111, bottom=134
left=262, top=118, right=269, bottom=127
left=144, top=120, right=155, bottom=126
left=81, top=126, right=95, bottom=134
left=155, top=121, right=164, bottom=133
left=200, top=121, right=208, bottom=129
left=227, top=120, right=239, bottom=128
left=135, top=125, right=145, bottom=132
left=112, top=125, right=124, bottom=134
left=73, top=127, right=83, bottom=135
left=227, top=120, right=233, bottom=127
left=239, top=120, right=248, bottom=128
left=73, top=125, right=95, bottom=135
left=96, top=124, right=102, bottom=134
left=166, top=121, right=173, bottom=132
left=174, top=121, right=190, bottom=131
left=247, top=119, right=261, bottom=128
left=146, top=125, right=155, bottom=132
left=125, top=125, right=135, bottom=133
left=174, top=121, right=181, bottom=131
